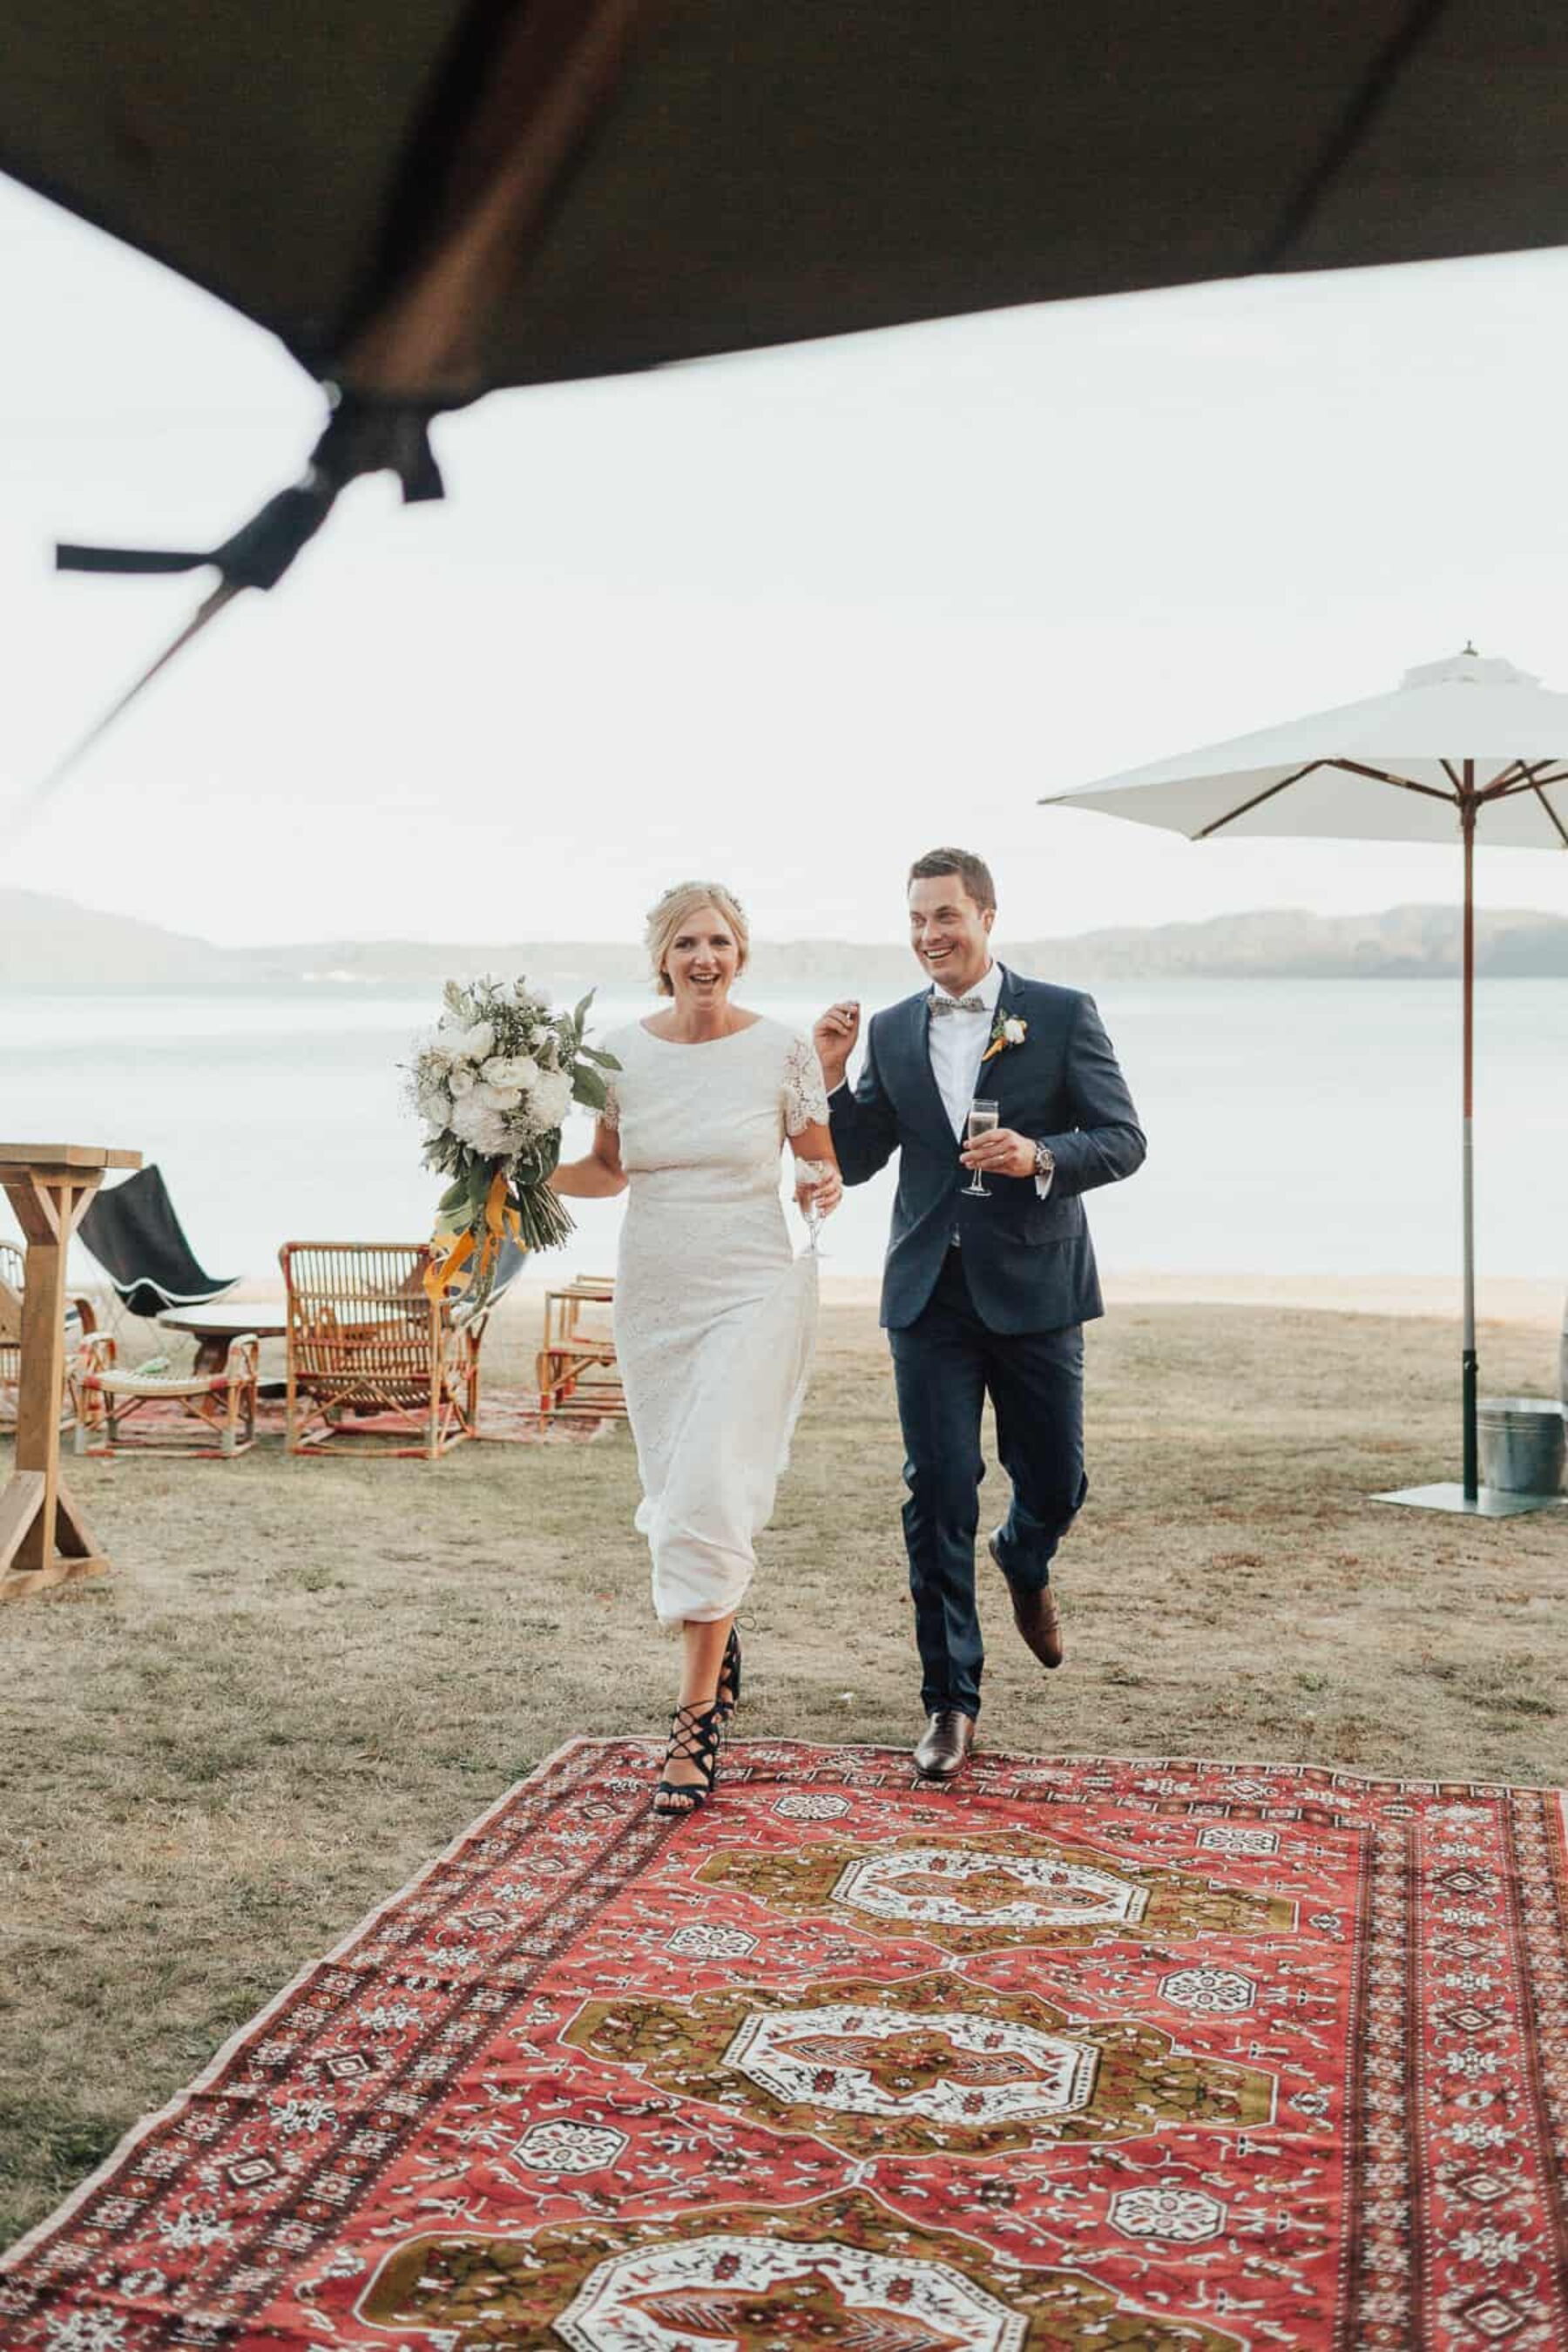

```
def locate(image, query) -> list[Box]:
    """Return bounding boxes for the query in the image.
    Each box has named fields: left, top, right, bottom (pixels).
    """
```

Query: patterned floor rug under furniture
left=4, top=1740, right=1566, bottom=2350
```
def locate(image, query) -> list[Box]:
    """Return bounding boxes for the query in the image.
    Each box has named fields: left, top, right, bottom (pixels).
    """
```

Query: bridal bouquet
left=408, top=974, right=618, bottom=1301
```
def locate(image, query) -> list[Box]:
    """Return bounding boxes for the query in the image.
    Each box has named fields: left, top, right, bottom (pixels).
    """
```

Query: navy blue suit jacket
left=829, top=967, right=1146, bottom=1334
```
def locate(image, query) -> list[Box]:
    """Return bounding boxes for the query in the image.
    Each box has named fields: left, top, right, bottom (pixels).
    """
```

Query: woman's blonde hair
left=645, top=880, right=750, bottom=997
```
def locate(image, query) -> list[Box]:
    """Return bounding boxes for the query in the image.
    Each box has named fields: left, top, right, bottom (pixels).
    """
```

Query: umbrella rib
left=1471, top=757, right=1525, bottom=801
left=20, top=583, right=240, bottom=823
left=1529, top=781, right=1568, bottom=848
left=1480, top=759, right=1568, bottom=801
left=1193, top=760, right=1326, bottom=837
left=1329, top=758, right=1453, bottom=801
left=1196, top=753, right=1457, bottom=840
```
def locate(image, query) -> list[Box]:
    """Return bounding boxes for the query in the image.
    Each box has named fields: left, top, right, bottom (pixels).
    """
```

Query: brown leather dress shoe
left=913, top=1709, right=977, bottom=1781
left=990, top=1533, right=1064, bottom=1669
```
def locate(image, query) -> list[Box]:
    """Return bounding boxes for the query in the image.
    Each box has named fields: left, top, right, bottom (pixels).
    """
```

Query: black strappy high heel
left=653, top=1698, right=726, bottom=1815
left=714, top=1626, right=742, bottom=1725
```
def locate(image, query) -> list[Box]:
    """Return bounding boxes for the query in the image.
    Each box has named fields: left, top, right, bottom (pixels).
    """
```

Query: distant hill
left=0, top=889, right=230, bottom=984
left=3, top=890, right=1568, bottom=987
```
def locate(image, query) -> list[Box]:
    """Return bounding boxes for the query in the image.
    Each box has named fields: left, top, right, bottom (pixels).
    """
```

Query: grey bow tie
left=929, top=992, right=987, bottom=1017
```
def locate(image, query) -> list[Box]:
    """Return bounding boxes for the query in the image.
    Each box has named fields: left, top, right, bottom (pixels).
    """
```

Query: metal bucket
left=1478, top=1396, right=1565, bottom=1496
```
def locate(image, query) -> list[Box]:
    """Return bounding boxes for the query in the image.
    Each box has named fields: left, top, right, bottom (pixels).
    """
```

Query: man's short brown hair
left=907, top=847, right=997, bottom=913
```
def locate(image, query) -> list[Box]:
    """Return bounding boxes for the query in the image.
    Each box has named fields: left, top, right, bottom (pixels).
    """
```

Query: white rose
left=483, top=1055, right=538, bottom=1091
left=448, top=1065, right=476, bottom=1098
left=449, top=1097, right=510, bottom=1155
left=473, top=1083, right=523, bottom=1112
left=530, top=1070, right=573, bottom=1129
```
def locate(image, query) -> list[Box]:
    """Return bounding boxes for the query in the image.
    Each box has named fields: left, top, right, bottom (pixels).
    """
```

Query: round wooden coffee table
left=159, top=1301, right=288, bottom=1377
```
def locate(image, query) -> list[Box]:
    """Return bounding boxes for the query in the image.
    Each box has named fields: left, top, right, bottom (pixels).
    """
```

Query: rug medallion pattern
left=4, top=1740, right=1567, bottom=2350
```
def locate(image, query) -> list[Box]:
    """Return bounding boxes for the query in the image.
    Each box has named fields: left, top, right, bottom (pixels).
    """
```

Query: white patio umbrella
left=1042, top=646, right=1568, bottom=1515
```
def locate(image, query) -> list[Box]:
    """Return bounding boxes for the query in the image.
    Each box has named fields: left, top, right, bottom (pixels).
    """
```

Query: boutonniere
left=979, top=1012, right=1028, bottom=1065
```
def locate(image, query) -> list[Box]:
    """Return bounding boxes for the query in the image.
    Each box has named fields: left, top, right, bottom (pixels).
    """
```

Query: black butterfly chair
left=78, top=1164, right=237, bottom=1321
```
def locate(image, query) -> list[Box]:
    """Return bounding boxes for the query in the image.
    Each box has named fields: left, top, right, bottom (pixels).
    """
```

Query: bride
left=551, top=881, right=841, bottom=1813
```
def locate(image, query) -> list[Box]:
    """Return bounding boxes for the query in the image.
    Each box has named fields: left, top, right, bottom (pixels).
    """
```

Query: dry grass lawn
left=2, top=1298, right=1565, bottom=2248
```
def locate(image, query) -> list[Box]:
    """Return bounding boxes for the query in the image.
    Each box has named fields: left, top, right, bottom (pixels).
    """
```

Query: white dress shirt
left=830, top=962, right=1051, bottom=1200
left=927, top=962, right=1052, bottom=1200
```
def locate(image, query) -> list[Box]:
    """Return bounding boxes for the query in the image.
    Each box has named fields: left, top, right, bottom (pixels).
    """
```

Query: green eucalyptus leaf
left=572, top=1064, right=609, bottom=1112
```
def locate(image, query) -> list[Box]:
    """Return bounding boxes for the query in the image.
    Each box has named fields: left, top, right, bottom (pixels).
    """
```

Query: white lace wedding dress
left=601, top=1017, right=828, bottom=1626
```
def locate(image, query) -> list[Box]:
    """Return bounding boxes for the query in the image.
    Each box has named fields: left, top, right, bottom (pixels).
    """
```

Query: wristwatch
left=1033, top=1140, right=1056, bottom=1181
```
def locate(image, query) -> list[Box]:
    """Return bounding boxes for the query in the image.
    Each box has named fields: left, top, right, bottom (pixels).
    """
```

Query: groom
left=814, top=848, right=1146, bottom=1782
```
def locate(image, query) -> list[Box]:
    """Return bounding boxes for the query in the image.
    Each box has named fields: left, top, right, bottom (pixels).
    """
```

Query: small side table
left=537, top=1276, right=625, bottom=1424
left=159, top=1301, right=288, bottom=1377
left=0, top=1143, right=141, bottom=1599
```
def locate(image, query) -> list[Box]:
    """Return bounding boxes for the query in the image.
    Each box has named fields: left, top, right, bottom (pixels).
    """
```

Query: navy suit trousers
left=889, top=1247, right=1087, bottom=1720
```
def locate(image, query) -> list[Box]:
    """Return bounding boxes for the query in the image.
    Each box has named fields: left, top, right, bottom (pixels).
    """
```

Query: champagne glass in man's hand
left=812, top=1000, right=861, bottom=1093
left=963, top=1098, right=1000, bottom=1197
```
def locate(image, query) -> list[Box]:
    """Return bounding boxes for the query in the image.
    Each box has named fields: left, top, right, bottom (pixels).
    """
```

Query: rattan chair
left=70, top=1329, right=259, bottom=1457
left=1, top=1238, right=98, bottom=1429
left=280, top=1241, right=484, bottom=1458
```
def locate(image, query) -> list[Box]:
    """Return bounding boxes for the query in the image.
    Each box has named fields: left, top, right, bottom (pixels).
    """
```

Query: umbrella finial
left=1463, top=639, right=1478, bottom=657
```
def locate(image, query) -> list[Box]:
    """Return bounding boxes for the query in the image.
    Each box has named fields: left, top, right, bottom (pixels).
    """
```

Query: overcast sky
left=3, top=175, right=1568, bottom=949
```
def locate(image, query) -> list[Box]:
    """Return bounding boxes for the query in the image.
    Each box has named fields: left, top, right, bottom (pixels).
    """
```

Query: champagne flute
left=795, top=1159, right=832, bottom=1255
left=963, top=1098, right=999, bottom=1197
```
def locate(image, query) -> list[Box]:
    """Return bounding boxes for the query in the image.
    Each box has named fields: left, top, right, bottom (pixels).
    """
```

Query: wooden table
left=0, top=1143, right=141, bottom=1599
left=159, top=1301, right=287, bottom=1376
left=537, top=1276, right=625, bottom=1423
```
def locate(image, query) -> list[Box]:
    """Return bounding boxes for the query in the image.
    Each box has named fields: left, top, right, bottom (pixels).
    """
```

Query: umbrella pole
left=1461, top=787, right=1478, bottom=1502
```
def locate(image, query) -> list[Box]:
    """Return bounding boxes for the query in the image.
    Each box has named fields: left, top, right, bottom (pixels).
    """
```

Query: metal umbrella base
left=1375, top=1482, right=1568, bottom=1517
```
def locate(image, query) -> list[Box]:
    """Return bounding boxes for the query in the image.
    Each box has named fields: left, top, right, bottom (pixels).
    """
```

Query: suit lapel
left=899, top=988, right=956, bottom=1146
left=982, top=966, right=1026, bottom=1122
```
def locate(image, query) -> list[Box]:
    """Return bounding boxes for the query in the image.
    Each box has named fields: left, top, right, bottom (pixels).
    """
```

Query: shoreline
left=208, top=1267, right=1565, bottom=1329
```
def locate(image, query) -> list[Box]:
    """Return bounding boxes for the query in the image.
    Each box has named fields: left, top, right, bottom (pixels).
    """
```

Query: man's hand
left=813, top=1000, right=861, bottom=1093
left=959, top=1127, right=1037, bottom=1180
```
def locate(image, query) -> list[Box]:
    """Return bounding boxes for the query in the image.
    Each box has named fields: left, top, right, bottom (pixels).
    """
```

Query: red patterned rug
left=5, top=1741, right=1568, bottom=2350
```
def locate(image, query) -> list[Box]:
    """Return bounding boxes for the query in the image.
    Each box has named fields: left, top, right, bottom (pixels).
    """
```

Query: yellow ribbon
left=423, top=1227, right=475, bottom=1301
left=423, top=1168, right=524, bottom=1303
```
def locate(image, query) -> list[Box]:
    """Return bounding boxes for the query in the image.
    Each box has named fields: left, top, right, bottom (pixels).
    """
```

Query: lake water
left=0, top=978, right=1562, bottom=1286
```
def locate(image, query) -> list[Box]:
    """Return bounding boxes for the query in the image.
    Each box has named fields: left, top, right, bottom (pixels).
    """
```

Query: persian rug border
left=6, top=1731, right=1560, bottom=2333
left=1, top=1739, right=594, bottom=2274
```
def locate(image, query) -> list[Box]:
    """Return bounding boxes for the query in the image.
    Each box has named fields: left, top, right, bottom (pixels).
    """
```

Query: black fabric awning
left=5, top=0, right=1566, bottom=409
left=12, top=0, right=1568, bottom=761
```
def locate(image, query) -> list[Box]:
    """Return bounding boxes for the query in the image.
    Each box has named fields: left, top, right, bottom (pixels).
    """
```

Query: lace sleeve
left=599, top=1074, right=621, bottom=1132
left=783, top=1033, right=830, bottom=1137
